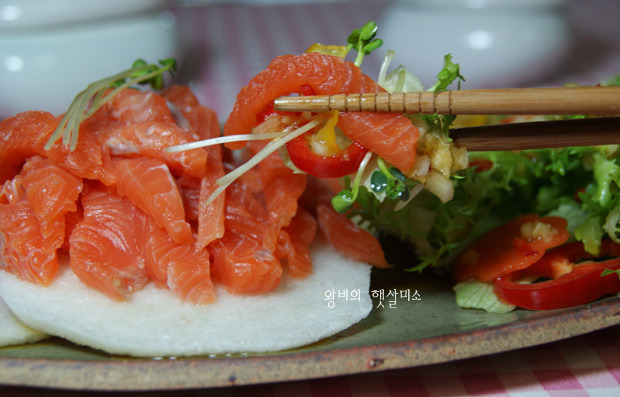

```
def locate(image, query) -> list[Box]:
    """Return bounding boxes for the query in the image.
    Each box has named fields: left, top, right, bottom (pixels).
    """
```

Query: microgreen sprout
left=332, top=151, right=373, bottom=213
left=371, top=157, right=410, bottom=201
left=332, top=177, right=356, bottom=213
left=419, top=54, right=464, bottom=130
left=45, top=58, right=177, bottom=151
left=347, top=21, right=383, bottom=67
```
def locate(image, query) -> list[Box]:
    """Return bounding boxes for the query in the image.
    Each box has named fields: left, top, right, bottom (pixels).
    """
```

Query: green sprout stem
left=332, top=152, right=373, bottom=213
left=346, top=21, right=383, bottom=67
left=45, top=59, right=176, bottom=151
left=376, top=157, right=392, bottom=178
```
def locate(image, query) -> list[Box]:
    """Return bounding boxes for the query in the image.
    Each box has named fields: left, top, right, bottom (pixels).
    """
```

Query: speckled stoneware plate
left=0, top=268, right=618, bottom=391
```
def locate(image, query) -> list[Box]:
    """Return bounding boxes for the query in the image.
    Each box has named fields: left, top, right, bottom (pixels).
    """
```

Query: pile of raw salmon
left=0, top=84, right=387, bottom=304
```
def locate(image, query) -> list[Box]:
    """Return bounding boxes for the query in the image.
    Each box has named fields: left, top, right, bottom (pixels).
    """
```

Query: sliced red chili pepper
left=469, top=159, right=494, bottom=172
left=454, top=214, right=569, bottom=283
left=524, top=239, right=620, bottom=279
left=494, top=240, right=620, bottom=310
left=286, top=134, right=368, bottom=179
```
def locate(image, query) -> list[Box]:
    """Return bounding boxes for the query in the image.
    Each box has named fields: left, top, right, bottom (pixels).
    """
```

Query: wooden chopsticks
left=273, top=86, right=620, bottom=151
left=273, top=87, right=620, bottom=116
left=451, top=117, right=620, bottom=151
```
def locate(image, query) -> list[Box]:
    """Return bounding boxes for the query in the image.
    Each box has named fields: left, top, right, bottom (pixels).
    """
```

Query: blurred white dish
left=0, top=0, right=165, bottom=30
left=0, top=11, right=177, bottom=117
left=379, top=0, right=570, bottom=89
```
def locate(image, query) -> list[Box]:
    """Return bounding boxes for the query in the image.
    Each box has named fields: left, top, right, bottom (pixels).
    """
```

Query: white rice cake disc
left=0, top=298, right=48, bottom=347
left=0, top=240, right=372, bottom=357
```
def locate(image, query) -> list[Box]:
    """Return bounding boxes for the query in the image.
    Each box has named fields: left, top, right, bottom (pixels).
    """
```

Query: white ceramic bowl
left=0, top=0, right=165, bottom=30
left=378, top=0, right=571, bottom=89
left=0, top=8, right=177, bottom=117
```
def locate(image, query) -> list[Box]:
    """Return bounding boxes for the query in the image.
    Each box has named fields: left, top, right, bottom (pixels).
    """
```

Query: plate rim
left=0, top=297, right=618, bottom=391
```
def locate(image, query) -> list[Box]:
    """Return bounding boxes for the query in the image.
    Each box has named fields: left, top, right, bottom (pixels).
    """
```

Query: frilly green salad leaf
left=352, top=144, right=620, bottom=273
left=342, top=37, right=620, bottom=274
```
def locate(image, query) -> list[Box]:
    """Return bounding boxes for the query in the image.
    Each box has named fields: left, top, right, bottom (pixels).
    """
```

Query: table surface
left=2, top=0, right=620, bottom=395
left=1, top=326, right=618, bottom=396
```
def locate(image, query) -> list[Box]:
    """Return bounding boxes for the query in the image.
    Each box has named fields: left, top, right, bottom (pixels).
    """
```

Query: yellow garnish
left=310, top=110, right=341, bottom=156
left=451, top=115, right=489, bottom=128
left=305, top=43, right=349, bottom=58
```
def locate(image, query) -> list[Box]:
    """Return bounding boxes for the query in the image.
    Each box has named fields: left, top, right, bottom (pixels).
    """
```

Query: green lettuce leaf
left=453, top=281, right=515, bottom=313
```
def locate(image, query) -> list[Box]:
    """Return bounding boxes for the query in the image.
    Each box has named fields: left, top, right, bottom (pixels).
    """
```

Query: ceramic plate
left=0, top=268, right=618, bottom=391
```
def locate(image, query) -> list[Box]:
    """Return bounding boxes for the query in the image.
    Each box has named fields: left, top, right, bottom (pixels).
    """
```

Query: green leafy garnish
left=427, top=54, right=465, bottom=93
left=418, top=54, right=464, bottom=130
left=45, top=58, right=177, bottom=151
left=347, top=21, right=383, bottom=67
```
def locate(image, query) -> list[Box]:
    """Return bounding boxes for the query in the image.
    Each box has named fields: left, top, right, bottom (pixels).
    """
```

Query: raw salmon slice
left=252, top=149, right=307, bottom=251
left=0, top=111, right=114, bottom=185
left=96, top=88, right=175, bottom=124
left=211, top=231, right=283, bottom=294
left=113, top=157, right=193, bottom=245
left=232, top=167, right=263, bottom=195
left=175, top=173, right=225, bottom=250
left=276, top=229, right=312, bottom=278
left=316, top=202, right=388, bottom=268
left=210, top=178, right=283, bottom=294
left=0, top=173, right=24, bottom=205
left=284, top=207, right=317, bottom=247
left=274, top=208, right=317, bottom=278
left=144, top=224, right=215, bottom=304
left=177, top=175, right=201, bottom=221
left=174, top=173, right=224, bottom=249
left=0, top=176, right=59, bottom=286
left=69, top=183, right=150, bottom=300
left=225, top=52, right=362, bottom=143
left=163, top=85, right=226, bottom=248
left=223, top=180, right=276, bottom=249
left=336, top=111, right=419, bottom=174
left=163, top=85, right=221, bottom=141
left=275, top=208, right=317, bottom=278
left=94, top=120, right=208, bottom=179
left=224, top=52, right=419, bottom=173
left=20, top=156, right=83, bottom=249
left=196, top=172, right=225, bottom=248
left=62, top=207, right=83, bottom=252
left=224, top=201, right=271, bottom=246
